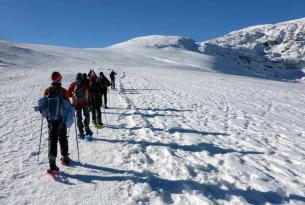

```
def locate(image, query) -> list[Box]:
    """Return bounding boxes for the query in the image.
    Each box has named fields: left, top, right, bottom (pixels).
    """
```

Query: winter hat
left=51, top=71, right=62, bottom=84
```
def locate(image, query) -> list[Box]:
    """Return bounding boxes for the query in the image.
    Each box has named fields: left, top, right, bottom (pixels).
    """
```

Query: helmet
left=51, top=71, right=62, bottom=84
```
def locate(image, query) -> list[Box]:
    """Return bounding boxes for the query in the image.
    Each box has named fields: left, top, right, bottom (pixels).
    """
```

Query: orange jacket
left=67, top=81, right=92, bottom=105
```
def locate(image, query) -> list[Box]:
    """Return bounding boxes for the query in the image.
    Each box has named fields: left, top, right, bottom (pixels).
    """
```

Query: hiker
left=110, top=70, right=117, bottom=89
left=98, top=72, right=111, bottom=108
left=68, top=73, right=93, bottom=139
left=43, top=71, right=71, bottom=171
left=89, top=71, right=103, bottom=126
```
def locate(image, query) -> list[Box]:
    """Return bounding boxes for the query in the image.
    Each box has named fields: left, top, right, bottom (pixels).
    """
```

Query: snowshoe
left=85, top=134, right=93, bottom=141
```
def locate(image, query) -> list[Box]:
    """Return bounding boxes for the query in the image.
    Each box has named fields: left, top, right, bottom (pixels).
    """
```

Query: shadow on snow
left=93, top=137, right=263, bottom=155
left=58, top=163, right=305, bottom=205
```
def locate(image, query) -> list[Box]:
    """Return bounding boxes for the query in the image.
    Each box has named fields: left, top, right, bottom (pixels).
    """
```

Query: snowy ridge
left=110, top=35, right=200, bottom=52
left=200, top=18, right=305, bottom=79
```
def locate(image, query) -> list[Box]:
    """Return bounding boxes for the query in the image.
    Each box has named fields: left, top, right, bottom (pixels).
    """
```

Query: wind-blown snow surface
left=1, top=36, right=305, bottom=205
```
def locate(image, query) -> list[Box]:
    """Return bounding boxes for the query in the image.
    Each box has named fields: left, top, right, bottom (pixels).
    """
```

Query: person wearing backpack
left=109, top=70, right=117, bottom=89
left=43, top=71, right=71, bottom=172
left=98, top=72, right=111, bottom=108
left=68, top=73, right=93, bottom=139
left=89, top=72, right=103, bottom=127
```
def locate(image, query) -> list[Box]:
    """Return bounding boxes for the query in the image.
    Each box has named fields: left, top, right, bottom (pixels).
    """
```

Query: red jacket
left=68, top=81, right=92, bottom=105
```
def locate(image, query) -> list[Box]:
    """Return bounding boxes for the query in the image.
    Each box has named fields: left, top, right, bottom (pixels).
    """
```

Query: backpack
left=73, top=81, right=88, bottom=105
left=34, top=88, right=74, bottom=127
left=46, top=88, right=65, bottom=122
left=99, top=78, right=110, bottom=89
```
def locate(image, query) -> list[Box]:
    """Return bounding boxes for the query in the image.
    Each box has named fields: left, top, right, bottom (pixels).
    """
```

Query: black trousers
left=91, top=95, right=102, bottom=122
left=48, top=121, right=68, bottom=160
left=101, top=89, right=108, bottom=107
left=75, top=105, right=91, bottom=135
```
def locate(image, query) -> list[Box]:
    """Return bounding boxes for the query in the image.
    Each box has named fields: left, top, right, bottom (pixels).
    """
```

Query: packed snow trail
left=1, top=66, right=305, bottom=204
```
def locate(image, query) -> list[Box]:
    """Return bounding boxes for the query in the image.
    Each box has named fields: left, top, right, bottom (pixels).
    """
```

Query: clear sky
left=0, top=0, right=304, bottom=48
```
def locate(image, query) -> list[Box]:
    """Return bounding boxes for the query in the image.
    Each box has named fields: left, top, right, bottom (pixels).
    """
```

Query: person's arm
left=43, top=88, right=49, bottom=96
left=62, top=89, right=71, bottom=103
left=67, top=82, right=75, bottom=97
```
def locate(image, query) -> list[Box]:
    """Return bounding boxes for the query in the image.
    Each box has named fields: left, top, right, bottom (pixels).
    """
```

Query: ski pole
left=74, top=112, right=80, bottom=161
left=37, top=117, right=43, bottom=164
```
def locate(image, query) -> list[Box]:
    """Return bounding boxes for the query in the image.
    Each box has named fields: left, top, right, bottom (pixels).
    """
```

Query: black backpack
left=74, top=81, right=87, bottom=100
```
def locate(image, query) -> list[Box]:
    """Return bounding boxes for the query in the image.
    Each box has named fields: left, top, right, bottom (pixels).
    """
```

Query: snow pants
left=48, top=121, right=68, bottom=161
left=91, top=94, right=102, bottom=123
left=75, top=104, right=91, bottom=136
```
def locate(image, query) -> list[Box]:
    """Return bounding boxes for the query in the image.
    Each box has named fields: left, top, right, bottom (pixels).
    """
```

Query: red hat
left=51, top=71, right=62, bottom=84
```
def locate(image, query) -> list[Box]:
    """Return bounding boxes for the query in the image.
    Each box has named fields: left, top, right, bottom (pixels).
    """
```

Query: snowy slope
left=1, top=19, right=305, bottom=205
left=200, top=18, right=305, bottom=79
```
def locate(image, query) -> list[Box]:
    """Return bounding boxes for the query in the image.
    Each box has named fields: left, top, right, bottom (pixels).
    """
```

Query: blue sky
left=0, top=0, right=304, bottom=48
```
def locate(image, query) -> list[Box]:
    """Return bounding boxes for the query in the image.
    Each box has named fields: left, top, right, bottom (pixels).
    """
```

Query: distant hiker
left=42, top=71, right=72, bottom=171
left=89, top=71, right=103, bottom=127
left=68, top=73, right=93, bottom=139
left=98, top=72, right=111, bottom=108
left=110, top=70, right=117, bottom=89
left=83, top=73, right=89, bottom=82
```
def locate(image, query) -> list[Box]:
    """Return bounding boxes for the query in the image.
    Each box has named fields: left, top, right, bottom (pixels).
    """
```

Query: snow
left=200, top=18, right=305, bottom=80
left=1, top=18, right=305, bottom=205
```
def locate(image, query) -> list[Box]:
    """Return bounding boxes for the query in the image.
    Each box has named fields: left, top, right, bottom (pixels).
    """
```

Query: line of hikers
left=36, top=69, right=117, bottom=172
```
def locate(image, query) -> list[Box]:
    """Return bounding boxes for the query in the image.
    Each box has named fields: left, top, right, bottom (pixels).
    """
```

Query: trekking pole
left=37, top=117, right=43, bottom=164
left=74, top=112, right=80, bottom=161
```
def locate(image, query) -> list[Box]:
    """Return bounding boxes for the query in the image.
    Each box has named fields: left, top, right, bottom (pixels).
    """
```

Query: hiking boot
left=49, top=158, right=59, bottom=171
left=60, top=156, right=71, bottom=165
left=78, top=133, right=85, bottom=139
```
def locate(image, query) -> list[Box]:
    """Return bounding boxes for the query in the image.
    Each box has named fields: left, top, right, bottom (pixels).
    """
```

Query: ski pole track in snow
left=109, top=70, right=305, bottom=204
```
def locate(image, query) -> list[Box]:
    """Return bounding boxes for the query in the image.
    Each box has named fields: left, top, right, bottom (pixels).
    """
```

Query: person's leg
left=76, top=107, right=84, bottom=137
left=104, top=90, right=108, bottom=108
left=48, top=122, right=59, bottom=169
left=96, top=94, right=102, bottom=124
left=58, top=122, right=68, bottom=157
left=83, top=105, right=92, bottom=135
left=91, top=96, right=97, bottom=123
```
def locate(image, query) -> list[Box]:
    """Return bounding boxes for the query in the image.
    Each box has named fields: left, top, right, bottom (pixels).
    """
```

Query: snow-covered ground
left=1, top=19, right=305, bottom=205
